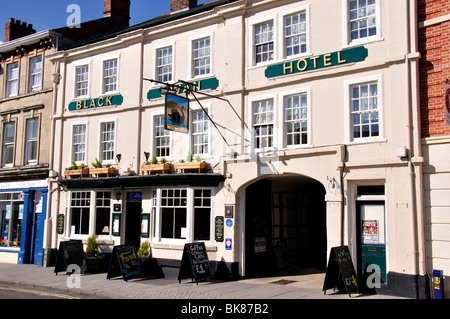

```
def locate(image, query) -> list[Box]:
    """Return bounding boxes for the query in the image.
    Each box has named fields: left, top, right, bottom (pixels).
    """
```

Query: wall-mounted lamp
left=116, top=153, right=122, bottom=163
left=115, top=190, right=122, bottom=201
left=144, top=152, right=150, bottom=161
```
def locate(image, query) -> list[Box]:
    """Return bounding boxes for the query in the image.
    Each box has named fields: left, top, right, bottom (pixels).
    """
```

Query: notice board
left=178, top=242, right=212, bottom=284
left=322, top=246, right=359, bottom=296
left=54, top=240, right=84, bottom=275
left=106, top=245, right=141, bottom=281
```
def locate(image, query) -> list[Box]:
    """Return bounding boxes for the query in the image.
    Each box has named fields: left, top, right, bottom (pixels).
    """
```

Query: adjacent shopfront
left=0, top=180, right=47, bottom=265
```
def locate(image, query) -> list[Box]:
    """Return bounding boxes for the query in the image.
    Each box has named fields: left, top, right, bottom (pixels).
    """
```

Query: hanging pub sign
left=68, top=94, right=123, bottom=111
left=265, top=46, right=368, bottom=79
left=165, top=92, right=189, bottom=133
left=147, top=77, right=219, bottom=100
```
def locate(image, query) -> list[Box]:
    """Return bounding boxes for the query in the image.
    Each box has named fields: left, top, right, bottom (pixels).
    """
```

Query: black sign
left=106, top=245, right=141, bottom=281
left=178, top=242, right=212, bottom=284
left=57, top=214, right=64, bottom=234
left=322, top=246, right=359, bottom=296
left=54, top=240, right=84, bottom=275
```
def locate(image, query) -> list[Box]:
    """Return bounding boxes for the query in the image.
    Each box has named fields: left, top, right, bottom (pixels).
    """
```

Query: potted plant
left=89, top=158, right=116, bottom=177
left=174, top=152, right=207, bottom=173
left=141, top=155, right=171, bottom=175
left=84, top=234, right=105, bottom=273
left=137, top=241, right=164, bottom=279
left=64, top=162, right=89, bottom=179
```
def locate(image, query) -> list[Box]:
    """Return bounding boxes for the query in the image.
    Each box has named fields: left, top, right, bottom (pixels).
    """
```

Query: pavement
left=0, top=263, right=408, bottom=300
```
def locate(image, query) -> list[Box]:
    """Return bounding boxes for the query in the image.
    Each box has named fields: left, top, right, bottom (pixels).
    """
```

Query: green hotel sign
left=265, top=46, right=368, bottom=79
left=68, top=94, right=123, bottom=111
left=147, top=77, right=219, bottom=100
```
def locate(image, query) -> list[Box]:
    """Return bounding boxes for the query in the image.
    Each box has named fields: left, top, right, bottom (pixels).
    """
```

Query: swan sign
left=165, top=92, right=190, bottom=133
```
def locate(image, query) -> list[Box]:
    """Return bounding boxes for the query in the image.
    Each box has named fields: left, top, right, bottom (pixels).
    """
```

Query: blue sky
left=0, top=0, right=211, bottom=43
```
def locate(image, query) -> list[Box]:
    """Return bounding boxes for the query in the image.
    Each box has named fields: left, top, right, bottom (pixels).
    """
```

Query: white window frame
left=101, top=56, right=120, bottom=95
left=189, top=32, right=214, bottom=79
left=280, top=87, right=312, bottom=149
left=248, top=94, right=278, bottom=154
left=342, top=0, right=382, bottom=47
left=189, top=103, right=212, bottom=159
left=67, top=190, right=94, bottom=239
left=98, top=118, right=117, bottom=165
left=249, top=15, right=278, bottom=67
left=2, top=121, right=16, bottom=168
left=24, top=116, right=40, bottom=165
left=154, top=42, right=175, bottom=84
left=6, top=62, right=19, bottom=98
left=73, top=60, right=91, bottom=99
left=279, top=5, right=311, bottom=60
left=152, top=187, right=214, bottom=245
left=344, top=74, right=384, bottom=144
left=70, top=121, right=88, bottom=165
left=152, top=113, right=172, bottom=160
left=28, top=55, right=42, bottom=93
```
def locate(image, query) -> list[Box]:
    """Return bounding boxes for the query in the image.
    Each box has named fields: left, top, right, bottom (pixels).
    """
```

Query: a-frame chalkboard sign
left=106, top=245, right=141, bottom=282
left=54, top=240, right=85, bottom=275
left=178, top=242, right=212, bottom=284
left=322, top=246, right=359, bottom=297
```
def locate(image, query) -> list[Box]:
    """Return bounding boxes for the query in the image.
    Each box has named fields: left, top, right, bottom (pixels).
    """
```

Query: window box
left=64, top=168, right=90, bottom=179
left=89, top=166, right=116, bottom=177
left=174, top=161, right=207, bottom=173
left=141, top=163, right=171, bottom=175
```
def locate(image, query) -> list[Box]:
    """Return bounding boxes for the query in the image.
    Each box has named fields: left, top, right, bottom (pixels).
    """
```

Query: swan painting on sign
left=165, top=93, right=189, bottom=133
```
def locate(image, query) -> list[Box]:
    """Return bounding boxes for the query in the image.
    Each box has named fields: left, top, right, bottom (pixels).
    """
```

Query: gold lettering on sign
left=283, top=62, right=294, bottom=75
left=297, top=59, right=308, bottom=71
left=323, top=54, right=332, bottom=67
left=338, top=51, right=347, bottom=64
left=310, top=56, right=320, bottom=69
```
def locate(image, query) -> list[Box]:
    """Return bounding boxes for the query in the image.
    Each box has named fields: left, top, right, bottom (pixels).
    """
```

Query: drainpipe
left=340, top=144, right=347, bottom=247
left=406, top=0, right=426, bottom=298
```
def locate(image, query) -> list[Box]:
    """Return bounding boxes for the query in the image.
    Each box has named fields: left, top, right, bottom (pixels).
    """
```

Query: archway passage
left=245, top=175, right=327, bottom=278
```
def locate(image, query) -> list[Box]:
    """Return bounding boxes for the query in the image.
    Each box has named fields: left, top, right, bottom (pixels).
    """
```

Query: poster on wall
left=445, top=83, right=450, bottom=126
left=362, top=220, right=379, bottom=244
left=165, top=93, right=189, bottom=133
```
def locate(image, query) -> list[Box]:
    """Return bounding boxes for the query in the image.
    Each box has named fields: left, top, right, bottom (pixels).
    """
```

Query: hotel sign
left=68, top=94, right=123, bottom=111
left=265, top=46, right=368, bottom=79
left=147, top=77, right=219, bottom=100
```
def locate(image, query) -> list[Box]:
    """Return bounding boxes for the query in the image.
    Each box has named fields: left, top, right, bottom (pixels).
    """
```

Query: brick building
left=418, top=0, right=450, bottom=298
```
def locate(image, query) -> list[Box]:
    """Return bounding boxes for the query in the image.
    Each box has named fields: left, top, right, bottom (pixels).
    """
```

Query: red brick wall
left=170, top=0, right=197, bottom=12
left=419, top=0, right=450, bottom=137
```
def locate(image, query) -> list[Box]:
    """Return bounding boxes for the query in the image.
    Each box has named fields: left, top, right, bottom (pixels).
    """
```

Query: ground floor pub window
left=194, top=189, right=211, bottom=241
left=70, top=191, right=91, bottom=235
left=161, top=189, right=187, bottom=239
left=155, top=188, right=213, bottom=242
left=96, top=192, right=111, bottom=235
left=0, top=192, right=24, bottom=248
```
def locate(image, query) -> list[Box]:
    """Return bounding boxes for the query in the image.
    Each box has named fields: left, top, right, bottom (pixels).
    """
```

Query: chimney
left=170, top=0, right=198, bottom=13
left=5, top=18, right=36, bottom=42
left=104, top=0, right=131, bottom=25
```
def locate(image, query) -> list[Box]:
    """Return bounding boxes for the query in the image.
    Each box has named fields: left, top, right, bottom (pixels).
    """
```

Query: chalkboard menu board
left=106, top=245, right=141, bottom=281
left=54, top=240, right=85, bottom=275
left=178, top=242, right=212, bottom=284
left=322, top=246, right=359, bottom=297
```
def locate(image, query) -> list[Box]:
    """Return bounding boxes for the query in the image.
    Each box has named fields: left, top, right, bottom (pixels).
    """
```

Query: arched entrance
left=244, top=174, right=327, bottom=277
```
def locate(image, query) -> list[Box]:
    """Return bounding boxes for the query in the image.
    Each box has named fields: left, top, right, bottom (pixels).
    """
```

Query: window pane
left=2, top=122, right=15, bottom=167
left=6, top=63, right=18, bottom=97
left=29, top=56, right=42, bottom=92
left=25, top=118, right=39, bottom=164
